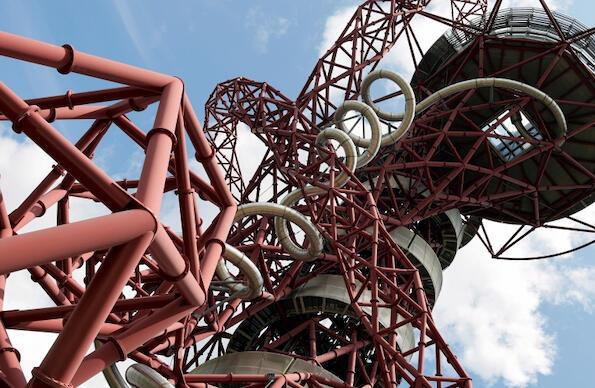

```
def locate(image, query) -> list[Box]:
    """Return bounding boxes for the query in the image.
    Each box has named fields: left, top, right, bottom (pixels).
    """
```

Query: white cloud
left=435, top=244, right=555, bottom=387
left=0, top=129, right=53, bottom=214
left=434, top=206, right=595, bottom=387
left=245, top=7, right=291, bottom=53
left=318, top=5, right=356, bottom=56
left=235, top=122, right=268, bottom=182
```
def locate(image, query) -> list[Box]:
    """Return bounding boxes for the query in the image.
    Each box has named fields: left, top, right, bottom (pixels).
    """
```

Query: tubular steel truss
left=0, top=0, right=593, bottom=388
left=0, top=30, right=238, bottom=387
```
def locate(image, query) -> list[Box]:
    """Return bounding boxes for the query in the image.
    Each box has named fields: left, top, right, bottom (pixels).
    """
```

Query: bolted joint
left=128, top=97, right=147, bottom=112
left=29, top=269, right=48, bottom=282
left=57, top=44, right=76, bottom=75
left=205, top=238, right=225, bottom=252
left=104, top=337, right=127, bottom=362
left=194, top=145, right=214, bottom=163
left=64, top=90, right=74, bottom=110
left=174, top=188, right=195, bottom=196
left=52, top=164, right=66, bottom=176
left=46, top=108, right=57, bottom=123
left=35, top=199, right=48, bottom=218
left=146, top=127, right=177, bottom=146
left=30, top=367, right=74, bottom=388
left=0, top=345, right=21, bottom=361
left=158, top=254, right=190, bottom=283
left=12, top=105, right=40, bottom=134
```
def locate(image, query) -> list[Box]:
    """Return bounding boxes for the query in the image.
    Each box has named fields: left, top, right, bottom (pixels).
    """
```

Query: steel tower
left=0, top=1, right=592, bottom=387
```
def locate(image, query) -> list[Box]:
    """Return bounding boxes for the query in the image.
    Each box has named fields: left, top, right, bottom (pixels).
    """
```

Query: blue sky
left=0, top=1, right=594, bottom=387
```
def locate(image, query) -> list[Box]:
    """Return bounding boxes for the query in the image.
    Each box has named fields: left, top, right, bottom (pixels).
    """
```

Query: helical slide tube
left=217, top=71, right=568, bottom=302
left=102, top=71, right=568, bottom=388
left=215, top=202, right=323, bottom=298
left=273, top=127, right=359, bottom=260
left=417, top=77, right=567, bottom=135
left=236, top=202, right=324, bottom=262
left=333, top=100, right=383, bottom=167
left=215, top=140, right=346, bottom=294
left=360, top=69, right=416, bottom=146
left=215, top=243, right=264, bottom=300
left=126, top=363, right=173, bottom=388
left=361, top=70, right=566, bottom=138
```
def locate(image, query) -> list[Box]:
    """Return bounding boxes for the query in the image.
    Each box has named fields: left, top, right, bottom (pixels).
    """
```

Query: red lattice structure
left=0, top=0, right=593, bottom=387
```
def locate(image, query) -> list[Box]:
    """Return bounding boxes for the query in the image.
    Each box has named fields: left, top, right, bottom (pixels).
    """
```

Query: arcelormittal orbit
left=0, top=1, right=593, bottom=387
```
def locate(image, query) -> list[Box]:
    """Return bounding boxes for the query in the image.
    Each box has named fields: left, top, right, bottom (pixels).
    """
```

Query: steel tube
left=173, top=112, right=200, bottom=278
left=198, top=206, right=236, bottom=289
left=27, top=232, right=154, bottom=387
left=11, top=119, right=110, bottom=226
left=0, top=209, right=156, bottom=274
left=1, top=294, right=176, bottom=326
left=2, top=95, right=157, bottom=122
left=28, top=80, right=184, bottom=386
left=9, top=167, right=64, bottom=226
left=27, top=266, right=71, bottom=306
left=135, top=81, right=182, bottom=213
left=113, top=115, right=222, bottom=205
left=72, top=298, right=193, bottom=386
left=132, top=81, right=205, bottom=306
left=0, top=105, right=110, bottom=121
left=23, top=86, right=157, bottom=110
left=149, top=226, right=204, bottom=306
left=0, top=32, right=173, bottom=89
left=0, top=277, right=27, bottom=388
left=0, top=317, right=26, bottom=388
left=182, top=95, right=236, bottom=208
left=0, top=84, right=132, bottom=211
left=9, top=319, right=121, bottom=336
left=13, top=189, right=68, bottom=232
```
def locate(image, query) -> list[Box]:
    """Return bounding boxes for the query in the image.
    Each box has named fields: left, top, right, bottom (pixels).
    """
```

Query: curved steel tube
left=274, top=127, right=358, bottom=260
left=360, top=70, right=567, bottom=140
left=361, top=69, right=416, bottom=146
left=215, top=243, right=264, bottom=300
left=237, top=202, right=323, bottom=262
left=125, top=364, right=173, bottom=388
left=333, top=100, right=382, bottom=167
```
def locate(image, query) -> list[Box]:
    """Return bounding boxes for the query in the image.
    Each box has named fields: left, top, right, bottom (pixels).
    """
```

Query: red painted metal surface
left=0, top=29, right=234, bottom=387
left=0, top=0, right=592, bottom=387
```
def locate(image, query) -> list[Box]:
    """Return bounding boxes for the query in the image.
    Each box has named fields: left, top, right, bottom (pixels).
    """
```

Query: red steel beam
left=0, top=209, right=156, bottom=274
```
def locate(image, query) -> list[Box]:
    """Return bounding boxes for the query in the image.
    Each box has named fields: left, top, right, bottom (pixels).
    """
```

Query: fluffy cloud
left=434, top=209, right=595, bottom=387
left=434, top=206, right=595, bottom=387
left=434, top=250, right=557, bottom=387
left=318, top=5, right=355, bottom=56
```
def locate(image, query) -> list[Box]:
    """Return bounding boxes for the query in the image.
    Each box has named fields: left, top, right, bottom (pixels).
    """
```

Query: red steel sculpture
left=0, top=0, right=593, bottom=387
